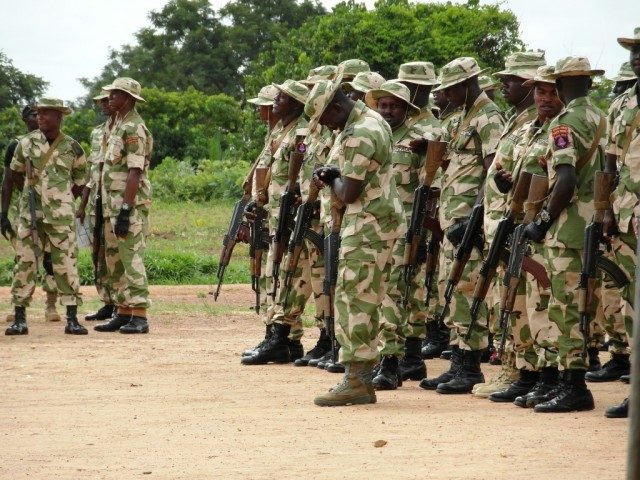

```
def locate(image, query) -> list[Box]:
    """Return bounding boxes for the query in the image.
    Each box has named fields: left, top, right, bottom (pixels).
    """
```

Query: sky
left=1, top=0, right=638, bottom=103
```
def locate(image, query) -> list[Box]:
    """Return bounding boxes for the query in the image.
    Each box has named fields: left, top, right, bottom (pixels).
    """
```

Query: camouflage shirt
left=608, top=84, right=640, bottom=233
left=101, top=108, right=153, bottom=218
left=484, top=105, right=537, bottom=242
left=86, top=121, right=110, bottom=215
left=439, top=92, right=504, bottom=230
left=325, top=100, right=403, bottom=246
left=10, top=130, right=86, bottom=226
left=544, top=96, right=605, bottom=249
left=300, top=123, right=334, bottom=198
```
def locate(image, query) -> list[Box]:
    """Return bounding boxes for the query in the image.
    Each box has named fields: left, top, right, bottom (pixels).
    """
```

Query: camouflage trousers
left=104, top=210, right=150, bottom=310
left=271, top=222, right=325, bottom=339
left=12, top=219, right=82, bottom=307
left=10, top=234, right=57, bottom=295
left=336, top=239, right=395, bottom=363
left=610, top=231, right=636, bottom=343
left=438, top=235, right=488, bottom=351
left=88, top=214, right=115, bottom=305
left=543, top=246, right=599, bottom=370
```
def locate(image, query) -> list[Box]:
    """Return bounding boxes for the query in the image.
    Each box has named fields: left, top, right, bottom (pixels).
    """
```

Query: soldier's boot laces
left=604, top=397, right=629, bottom=418
left=419, top=345, right=462, bottom=390
left=84, top=303, right=115, bottom=322
left=585, top=353, right=630, bottom=382
left=242, top=325, right=273, bottom=357
left=534, top=369, right=594, bottom=413
left=45, top=292, right=61, bottom=322
left=241, top=323, right=291, bottom=365
left=314, top=362, right=376, bottom=407
left=514, top=366, right=560, bottom=408
left=399, top=337, right=427, bottom=381
left=436, top=350, right=484, bottom=394
left=489, top=368, right=539, bottom=402
left=473, top=349, right=517, bottom=397
left=372, top=355, right=403, bottom=390
left=294, top=328, right=330, bottom=366
left=64, top=306, right=88, bottom=335
left=5, top=306, right=28, bottom=335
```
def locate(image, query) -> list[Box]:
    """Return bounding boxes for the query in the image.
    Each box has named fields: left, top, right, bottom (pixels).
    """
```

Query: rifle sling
left=450, top=96, right=491, bottom=154
left=28, top=132, right=65, bottom=186
left=575, top=115, right=605, bottom=172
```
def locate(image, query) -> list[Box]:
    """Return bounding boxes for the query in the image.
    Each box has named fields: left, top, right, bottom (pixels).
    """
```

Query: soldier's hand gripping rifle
left=402, top=140, right=447, bottom=307
left=324, top=198, right=344, bottom=365
left=248, top=166, right=271, bottom=313
left=270, top=144, right=305, bottom=299
left=496, top=173, right=550, bottom=356
left=24, top=157, right=40, bottom=277
left=466, top=172, right=533, bottom=335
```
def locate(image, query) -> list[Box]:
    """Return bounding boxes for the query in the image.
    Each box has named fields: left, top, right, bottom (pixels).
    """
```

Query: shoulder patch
left=126, top=135, right=140, bottom=145
left=71, top=140, right=85, bottom=157
left=551, top=125, right=571, bottom=149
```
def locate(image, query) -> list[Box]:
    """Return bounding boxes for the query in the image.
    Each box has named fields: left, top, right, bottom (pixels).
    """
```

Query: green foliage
left=63, top=108, right=99, bottom=153
left=589, top=77, right=616, bottom=113
left=0, top=106, right=24, bottom=155
left=0, top=50, right=48, bottom=110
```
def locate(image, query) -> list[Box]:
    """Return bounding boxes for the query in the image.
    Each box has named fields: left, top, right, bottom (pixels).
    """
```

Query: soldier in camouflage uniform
left=1, top=104, right=62, bottom=324
left=419, top=57, right=505, bottom=394
left=242, top=79, right=310, bottom=365
left=336, top=59, right=370, bottom=82
left=305, top=79, right=403, bottom=406
left=599, top=27, right=640, bottom=418
left=522, top=57, right=606, bottom=413
left=6, top=98, right=87, bottom=336
left=611, top=61, right=637, bottom=96
left=77, top=91, right=117, bottom=322
left=93, top=78, right=153, bottom=335
left=342, top=71, right=386, bottom=102
left=471, top=51, right=546, bottom=399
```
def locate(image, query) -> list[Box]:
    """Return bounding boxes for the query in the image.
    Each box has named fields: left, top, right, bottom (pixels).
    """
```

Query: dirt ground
left=0, top=284, right=631, bottom=480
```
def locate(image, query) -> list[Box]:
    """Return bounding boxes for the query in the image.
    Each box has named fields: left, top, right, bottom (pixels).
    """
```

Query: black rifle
left=248, top=166, right=271, bottom=313
left=324, top=200, right=343, bottom=364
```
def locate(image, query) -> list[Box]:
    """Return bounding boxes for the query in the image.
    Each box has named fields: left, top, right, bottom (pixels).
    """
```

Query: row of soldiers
left=1, top=77, right=153, bottom=335
left=229, top=27, right=640, bottom=415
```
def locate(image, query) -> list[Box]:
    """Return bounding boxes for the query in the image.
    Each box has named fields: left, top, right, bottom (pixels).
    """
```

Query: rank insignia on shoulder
left=297, top=143, right=307, bottom=153
left=551, top=125, right=571, bottom=149
left=125, top=136, right=139, bottom=145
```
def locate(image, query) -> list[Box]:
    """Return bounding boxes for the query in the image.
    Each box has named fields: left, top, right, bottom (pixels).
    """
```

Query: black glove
left=493, top=171, right=513, bottom=194
left=314, top=165, right=341, bottom=185
left=114, top=208, right=131, bottom=237
left=446, top=219, right=469, bottom=247
left=523, top=211, right=553, bottom=243
left=1, top=212, right=14, bottom=240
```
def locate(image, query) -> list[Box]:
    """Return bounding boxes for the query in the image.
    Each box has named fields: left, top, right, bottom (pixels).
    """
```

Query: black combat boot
left=421, top=321, right=449, bottom=359
left=489, top=369, right=539, bottom=402
left=604, top=397, right=629, bottom=418
left=436, top=349, right=485, bottom=394
left=587, top=347, right=601, bottom=372
left=419, top=346, right=462, bottom=390
left=534, top=369, right=594, bottom=413
left=372, top=355, right=403, bottom=390
left=241, top=323, right=291, bottom=365
left=309, top=351, right=331, bottom=368
left=64, top=306, right=88, bottom=335
left=242, top=325, right=272, bottom=357
left=514, top=366, right=560, bottom=408
left=85, top=304, right=115, bottom=321
left=620, top=374, right=631, bottom=384
left=325, top=359, right=345, bottom=373
left=94, top=314, right=130, bottom=332
left=585, top=353, right=630, bottom=382
left=399, top=337, right=427, bottom=381
left=440, top=349, right=452, bottom=360
left=5, top=306, right=28, bottom=335
left=294, top=328, right=330, bottom=366
left=119, top=316, right=149, bottom=334
left=288, top=339, right=304, bottom=361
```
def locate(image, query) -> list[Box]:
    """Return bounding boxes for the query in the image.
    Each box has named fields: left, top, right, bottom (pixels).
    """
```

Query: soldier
left=77, top=91, right=117, bottom=322
left=1, top=104, right=62, bottom=324
left=419, top=57, right=505, bottom=394
left=342, top=71, right=386, bottom=102
left=242, top=79, right=310, bottom=365
left=306, top=79, right=403, bottom=406
left=478, top=75, right=501, bottom=102
left=522, top=56, right=606, bottom=413
left=93, top=77, right=153, bottom=335
left=611, top=61, right=637, bottom=96
left=5, top=98, right=87, bottom=335
left=472, top=50, right=546, bottom=398
left=600, top=27, right=640, bottom=418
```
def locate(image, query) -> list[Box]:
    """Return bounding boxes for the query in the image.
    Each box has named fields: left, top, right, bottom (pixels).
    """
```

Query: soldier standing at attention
left=523, top=57, right=606, bottom=413
left=306, top=79, right=403, bottom=406
left=93, top=78, right=153, bottom=335
left=5, top=98, right=87, bottom=336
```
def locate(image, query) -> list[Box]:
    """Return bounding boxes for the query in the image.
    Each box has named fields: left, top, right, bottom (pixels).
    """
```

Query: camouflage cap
left=618, top=26, right=640, bottom=50
left=432, top=57, right=488, bottom=92
left=478, top=75, right=500, bottom=91
left=522, top=65, right=557, bottom=87
left=342, top=71, right=386, bottom=94
left=102, top=77, right=145, bottom=102
left=304, top=76, right=343, bottom=131
left=396, top=61, right=438, bottom=86
left=300, top=65, right=338, bottom=86
left=36, top=97, right=72, bottom=115
left=92, top=90, right=109, bottom=102
left=247, top=85, right=279, bottom=105
left=337, top=59, right=370, bottom=79
left=611, top=61, right=636, bottom=82
left=364, top=80, right=421, bottom=117
left=273, top=79, right=309, bottom=106
left=548, top=56, right=604, bottom=78
left=494, top=50, right=546, bottom=80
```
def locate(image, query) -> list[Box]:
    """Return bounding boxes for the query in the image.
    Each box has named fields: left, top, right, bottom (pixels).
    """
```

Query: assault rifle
left=270, top=146, right=305, bottom=299
left=282, top=177, right=324, bottom=309
left=324, top=199, right=344, bottom=364
left=92, top=190, right=105, bottom=285
left=402, top=140, right=447, bottom=307
left=248, top=166, right=271, bottom=313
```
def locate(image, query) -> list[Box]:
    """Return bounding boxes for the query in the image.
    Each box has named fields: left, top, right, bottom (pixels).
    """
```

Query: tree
left=0, top=50, right=48, bottom=110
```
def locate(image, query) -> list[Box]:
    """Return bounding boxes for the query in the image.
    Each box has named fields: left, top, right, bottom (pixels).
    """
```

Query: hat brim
left=37, top=106, right=72, bottom=115
left=522, top=78, right=556, bottom=87
left=617, top=38, right=640, bottom=50
left=397, top=78, right=439, bottom=86
left=93, top=94, right=109, bottom=102
left=432, top=67, right=489, bottom=92
left=247, top=97, right=274, bottom=106
left=611, top=75, right=636, bottom=82
left=548, top=69, right=605, bottom=79
left=102, top=85, right=145, bottom=102
left=494, top=69, right=539, bottom=80
left=272, top=83, right=307, bottom=106
left=364, top=90, right=422, bottom=118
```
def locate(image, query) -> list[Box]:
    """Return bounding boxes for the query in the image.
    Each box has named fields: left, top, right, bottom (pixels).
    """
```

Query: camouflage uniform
left=10, top=130, right=86, bottom=307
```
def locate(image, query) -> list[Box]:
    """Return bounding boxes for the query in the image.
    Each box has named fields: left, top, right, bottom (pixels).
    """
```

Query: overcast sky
left=1, top=0, right=638, bottom=102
